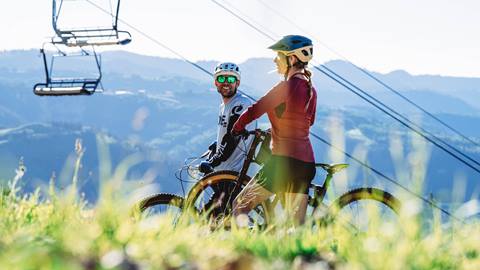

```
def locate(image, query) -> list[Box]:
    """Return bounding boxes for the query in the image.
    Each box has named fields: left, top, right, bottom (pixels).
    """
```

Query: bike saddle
left=316, top=163, right=349, bottom=174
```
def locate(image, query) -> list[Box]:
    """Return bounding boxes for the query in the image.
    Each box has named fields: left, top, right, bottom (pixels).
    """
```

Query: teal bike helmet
left=268, top=35, right=313, bottom=63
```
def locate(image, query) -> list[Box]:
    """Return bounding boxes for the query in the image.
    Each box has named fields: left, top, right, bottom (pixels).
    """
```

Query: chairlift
left=51, top=0, right=131, bottom=47
left=33, top=43, right=102, bottom=96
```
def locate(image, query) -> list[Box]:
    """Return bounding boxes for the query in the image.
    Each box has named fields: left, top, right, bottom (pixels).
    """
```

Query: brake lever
left=199, top=149, right=212, bottom=159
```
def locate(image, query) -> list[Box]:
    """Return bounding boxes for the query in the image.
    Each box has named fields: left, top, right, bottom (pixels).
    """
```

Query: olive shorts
left=256, top=155, right=316, bottom=194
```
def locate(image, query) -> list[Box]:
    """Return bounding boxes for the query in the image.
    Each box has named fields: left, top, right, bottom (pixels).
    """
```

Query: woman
left=232, top=35, right=317, bottom=227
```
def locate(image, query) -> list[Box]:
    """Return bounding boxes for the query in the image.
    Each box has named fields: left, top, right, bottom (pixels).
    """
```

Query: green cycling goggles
left=216, top=75, right=237, bottom=84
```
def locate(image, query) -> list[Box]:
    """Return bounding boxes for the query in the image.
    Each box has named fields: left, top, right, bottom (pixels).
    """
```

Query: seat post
left=317, top=172, right=333, bottom=202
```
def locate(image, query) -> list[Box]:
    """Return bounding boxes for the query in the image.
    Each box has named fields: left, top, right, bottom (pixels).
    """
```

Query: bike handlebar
left=199, top=150, right=210, bottom=159
left=236, top=129, right=270, bottom=138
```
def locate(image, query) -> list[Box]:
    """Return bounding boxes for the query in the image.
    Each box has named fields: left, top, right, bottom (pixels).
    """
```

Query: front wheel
left=327, top=188, right=401, bottom=231
left=186, top=170, right=268, bottom=228
left=186, top=170, right=249, bottom=216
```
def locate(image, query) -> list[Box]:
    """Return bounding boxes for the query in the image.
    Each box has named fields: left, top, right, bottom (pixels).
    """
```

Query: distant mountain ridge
left=0, top=49, right=479, bottom=203
left=1, top=49, right=479, bottom=114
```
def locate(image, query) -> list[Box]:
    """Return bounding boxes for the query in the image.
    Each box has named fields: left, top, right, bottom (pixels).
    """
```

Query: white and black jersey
left=209, top=93, right=256, bottom=172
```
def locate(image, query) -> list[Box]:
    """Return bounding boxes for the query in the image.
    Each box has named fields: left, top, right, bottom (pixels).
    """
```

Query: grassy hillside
left=1, top=164, right=479, bottom=269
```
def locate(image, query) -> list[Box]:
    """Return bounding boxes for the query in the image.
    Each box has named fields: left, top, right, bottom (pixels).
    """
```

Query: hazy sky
left=1, top=0, right=479, bottom=77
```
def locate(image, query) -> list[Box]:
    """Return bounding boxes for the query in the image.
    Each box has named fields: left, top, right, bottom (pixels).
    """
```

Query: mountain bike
left=138, top=129, right=401, bottom=228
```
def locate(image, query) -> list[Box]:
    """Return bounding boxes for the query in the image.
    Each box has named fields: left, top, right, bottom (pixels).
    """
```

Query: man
left=199, top=62, right=256, bottom=174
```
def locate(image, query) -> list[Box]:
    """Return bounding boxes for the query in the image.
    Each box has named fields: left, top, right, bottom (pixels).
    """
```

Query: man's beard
left=219, top=88, right=236, bottom=98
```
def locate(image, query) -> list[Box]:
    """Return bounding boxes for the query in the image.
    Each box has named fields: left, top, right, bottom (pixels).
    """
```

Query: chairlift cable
left=211, top=0, right=480, bottom=175
left=84, top=0, right=257, bottom=101
left=321, top=64, right=480, bottom=170
left=310, top=132, right=464, bottom=223
left=84, top=1, right=209, bottom=74
left=254, top=0, right=480, bottom=149
left=210, top=0, right=276, bottom=41
left=221, top=0, right=280, bottom=40
left=360, top=69, right=480, bottom=148
left=83, top=0, right=463, bottom=223
left=318, top=65, right=480, bottom=174
left=210, top=0, right=465, bottom=223
left=255, top=0, right=480, bottom=170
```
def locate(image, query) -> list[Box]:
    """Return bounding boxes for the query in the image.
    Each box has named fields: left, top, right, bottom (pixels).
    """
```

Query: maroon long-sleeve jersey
left=233, top=76, right=317, bottom=163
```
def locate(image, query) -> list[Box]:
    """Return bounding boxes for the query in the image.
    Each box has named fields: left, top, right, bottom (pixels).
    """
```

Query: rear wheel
left=322, top=188, right=401, bottom=231
left=138, top=193, right=184, bottom=219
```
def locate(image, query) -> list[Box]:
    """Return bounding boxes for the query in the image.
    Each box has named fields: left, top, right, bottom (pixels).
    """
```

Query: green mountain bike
left=138, top=129, right=401, bottom=228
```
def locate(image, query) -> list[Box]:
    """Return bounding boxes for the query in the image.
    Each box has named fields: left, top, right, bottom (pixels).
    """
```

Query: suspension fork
left=230, top=131, right=263, bottom=203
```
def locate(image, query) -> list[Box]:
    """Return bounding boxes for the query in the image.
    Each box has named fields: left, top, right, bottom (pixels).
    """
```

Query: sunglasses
left=216, top=75, right=237, bottom=84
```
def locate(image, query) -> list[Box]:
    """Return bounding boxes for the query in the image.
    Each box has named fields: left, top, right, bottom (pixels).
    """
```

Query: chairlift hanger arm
left=114, top=0, right=121, bottom=29
left=52, top=0, right=63, bottom=35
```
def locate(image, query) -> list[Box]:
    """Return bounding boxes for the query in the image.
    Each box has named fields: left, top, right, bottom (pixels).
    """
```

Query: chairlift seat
left=34, top=85, right=93, bottom=96
left=53, top=28, right=132, bottom=47
left=34, top=78, right=99, bottom=96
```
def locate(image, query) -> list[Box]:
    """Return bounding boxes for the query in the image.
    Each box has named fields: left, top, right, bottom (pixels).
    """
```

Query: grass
left=0, top=176, right=479, bottom=270
left=1, top=135, right=479, bottom=269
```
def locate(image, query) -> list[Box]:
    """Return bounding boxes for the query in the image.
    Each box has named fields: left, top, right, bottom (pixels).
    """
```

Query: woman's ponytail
left=291, top=60, right=313, bottom=111
left=304, top=67, right=313, bottom=111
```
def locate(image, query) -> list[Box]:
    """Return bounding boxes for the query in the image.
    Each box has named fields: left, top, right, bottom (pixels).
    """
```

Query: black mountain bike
left=138, top=129, right=401, bottom=228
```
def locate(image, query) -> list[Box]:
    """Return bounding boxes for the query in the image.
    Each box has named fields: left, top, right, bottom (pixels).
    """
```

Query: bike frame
left=225, top=130, right=268, bottom=204
left=226, top=129, right=347, bottom=211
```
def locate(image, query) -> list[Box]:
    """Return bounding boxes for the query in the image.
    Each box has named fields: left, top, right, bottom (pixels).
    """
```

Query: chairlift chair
left=51, top=0, right=131, bottom=47
left=33, top=44, right=102, bottom=96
